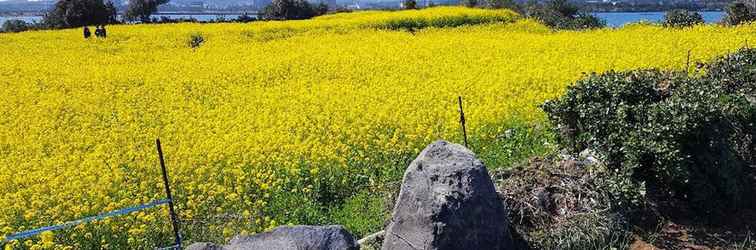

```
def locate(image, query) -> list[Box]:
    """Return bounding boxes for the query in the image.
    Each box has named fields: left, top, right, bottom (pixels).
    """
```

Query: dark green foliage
left=525, top=0, right=605, bottom=30
left=314, top=2, right=330, bottom=16
left=188, top=33, right=205, bottom=49
left=724, top=2, right=755, bottom=26
left=484, top=0, right=522, bottom=13
left=663, top=9, right=704, bottom=27
left=705, top=48, right=756, bottom=101
left=262, top=0, right=318, bottom=20
left=542, top=50, right=756, bottom=216
left=570, top=13, right=605, bottom=30
left=2, top=19, right=29, bottom=33
left=236, top=13, right=258, bottom=23
left=462, top=0, right=479, bottom=8
left=403, top=0, right=418, bottom=10
left=377, top=14, right=516, bottom=31
left=43, top=0, right=117, bottom=28
left=125, top=0, right=170, bottom=22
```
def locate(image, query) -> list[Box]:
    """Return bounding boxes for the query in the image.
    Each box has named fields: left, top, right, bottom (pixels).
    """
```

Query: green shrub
left=525, top=0, right=605, bottom=30
left=125, top=0, right=169, bottom=22
left=403, top=0, right=418, bottom=10
left=663, top=9, right=704, bottom=27
left=542, top=53, right=755, bottom=216
left=705, top=48, right=756, bottom=102
left=262, top=0, right=319, bottom=20
left=2, top=20, right=29, bottom=33
left=484, top=0, right=522, bottom=13
left=43, top=0, right=117, bottom=28
left=188, top=33, right=205, bottom=49
left=462, top=0, right=479, bottom=8
left=724, top=2, right=755, bottom=26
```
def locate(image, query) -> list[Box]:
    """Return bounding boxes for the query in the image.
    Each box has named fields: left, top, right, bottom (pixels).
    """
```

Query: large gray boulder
left=382, top=140, right=514, bottom=250
left=187, top=225, right=358, bottom=250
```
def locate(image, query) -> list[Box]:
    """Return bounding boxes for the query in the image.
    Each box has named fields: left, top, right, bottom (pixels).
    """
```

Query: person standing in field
left=101, top=25, right=107, bottom=38
left=83, top=26, right=91, bottom=39
left=95, top=25, right=104, bottom=38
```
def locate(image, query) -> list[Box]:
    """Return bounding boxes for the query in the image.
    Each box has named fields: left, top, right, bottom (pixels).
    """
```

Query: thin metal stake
left=458, top=96, right=468, bottom=148
left=156, top=139, right=182, bottom=249
left=686, top=49, right=691, bottom=71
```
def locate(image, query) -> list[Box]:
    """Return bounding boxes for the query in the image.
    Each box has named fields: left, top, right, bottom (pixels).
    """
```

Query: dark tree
left=484, top=0, right=521, bottom=13
left=315, top=2, right=330, bottom=15
left=724, top=2, right=754, bottom=26
left=663, top=9, right=704, bottom=27
left=43, top=0, right=117, bottom=28
left=2, top=20, right=29, bottom=33
left=547, top=0, right=578, bottom=17
left=524, top=0, right=604, bottom=30
left=262, top=0, right=317, bottom=20
left=462, top=0, right=479, bottom=8
left=125, top=0, right=171, bottom=22
left=403, top=0, right=417, bottom=9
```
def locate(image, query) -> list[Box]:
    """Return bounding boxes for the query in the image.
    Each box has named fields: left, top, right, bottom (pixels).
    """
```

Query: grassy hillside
left=1, top=6, right=755, bottom=249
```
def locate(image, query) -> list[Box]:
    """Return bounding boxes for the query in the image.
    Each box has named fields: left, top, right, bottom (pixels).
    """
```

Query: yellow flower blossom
left=0, top=6, right=754, bottom=249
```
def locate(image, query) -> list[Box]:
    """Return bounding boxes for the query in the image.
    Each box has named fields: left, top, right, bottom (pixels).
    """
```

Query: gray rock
left=382, top=140, right=515, bottom=250
left=189, top=225, right=358, bottom=250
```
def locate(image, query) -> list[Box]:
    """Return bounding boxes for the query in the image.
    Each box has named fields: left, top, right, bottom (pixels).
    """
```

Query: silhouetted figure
left=95, top=25, right=106, bottom=38
left=83, top=26, right=91, bottom=39
left=100, top=25, right=107, bottom=38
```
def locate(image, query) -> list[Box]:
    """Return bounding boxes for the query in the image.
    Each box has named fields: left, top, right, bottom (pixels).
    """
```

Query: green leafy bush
left=2, top=20, right=29, bottom=33
left=663, top=9, right=704, bottom=27
left=705, top=48, right=756, bottom=102
left=542, top=50, right=755, bottom=216
left=262, top=0, right=319, bottom=20
left=43, top=0, right=117, bottom=28
left=724, top=2, right=755, bottom=26
left=403, top=0, right=417, bottom=10
left=188, top=33, right=205, bottom=49
left=525, top=0, right=605, bottom=30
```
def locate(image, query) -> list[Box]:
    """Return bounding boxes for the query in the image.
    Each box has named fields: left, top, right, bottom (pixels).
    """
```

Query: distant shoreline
left=0, top=7, right=729, bottom=18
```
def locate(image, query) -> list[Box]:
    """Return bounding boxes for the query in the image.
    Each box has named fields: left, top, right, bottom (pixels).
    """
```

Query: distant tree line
left=43, top=0, right=117, bottom=28
left=660, top=1, right=756, bottom=28
left=0, top=0, right=174, bottom=32
left=4, top=0, right=756, bottom=33
left=261, top=0, right=329, bottom=20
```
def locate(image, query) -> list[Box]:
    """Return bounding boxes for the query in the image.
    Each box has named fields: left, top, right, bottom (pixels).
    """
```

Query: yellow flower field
left=1, top=6, right=755, bottom=249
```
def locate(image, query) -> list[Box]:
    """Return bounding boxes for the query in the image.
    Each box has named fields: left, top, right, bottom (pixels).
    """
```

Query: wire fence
left=2, top=139, right=183, bottom=249
left=1, top=97, right=474, bottom=248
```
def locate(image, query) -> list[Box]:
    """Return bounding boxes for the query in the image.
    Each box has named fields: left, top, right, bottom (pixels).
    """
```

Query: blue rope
left=2, top=199, right=171, bottom=243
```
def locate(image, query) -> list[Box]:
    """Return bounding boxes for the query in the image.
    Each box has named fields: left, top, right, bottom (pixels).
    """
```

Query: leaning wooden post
left=458, top=96, right=469, bottom=148
left=686, top=49, right=691, bottom=71
left=156, top=139, right=182, bottom=249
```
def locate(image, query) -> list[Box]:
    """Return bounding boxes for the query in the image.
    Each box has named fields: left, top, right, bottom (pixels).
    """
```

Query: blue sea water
left=593, top=11, right=725, bottom=28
